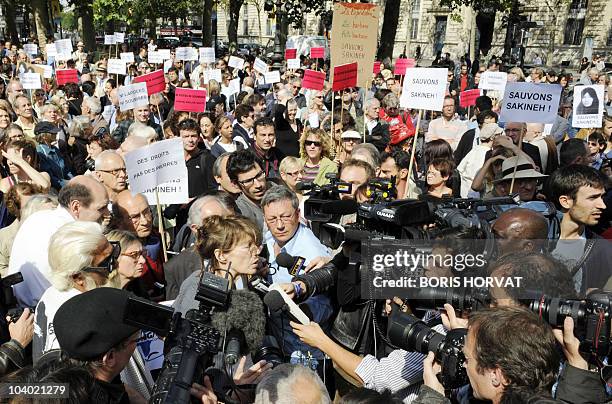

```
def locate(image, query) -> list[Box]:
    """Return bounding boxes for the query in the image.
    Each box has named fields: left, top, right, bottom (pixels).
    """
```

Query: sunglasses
left=305, top=140, right=321, bottom=147
left=83, top=241, right=121, bottom=275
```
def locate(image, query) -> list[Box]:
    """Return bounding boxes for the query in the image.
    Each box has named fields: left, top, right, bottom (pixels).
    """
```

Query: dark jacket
left=185, top=148, right=217, bottom=198
left=454, top=128, right=476, bottom=166
left=232, top=124, right=251, bottom=147
left=165, top=248, right=201, bottom=301
left=253, top=145, right=285, bottom=179
left=0, top=339, right=27, bottom=377
left=364, top=121, right=391, bottom=153
left=111, top=118, right=163, bottom=144
left=90, top=377, right=130, bottom=404
left=274, top=104, right=302, bottom=157
left=580, top=229, right=612, bottom=294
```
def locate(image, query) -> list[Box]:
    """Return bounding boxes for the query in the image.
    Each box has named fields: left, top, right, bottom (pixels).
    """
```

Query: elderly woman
left=299, top=128, right=337, bottom=186
left=106, top=230, right=148, bottom=297
left=49, top=94, right=72, bottom=126
left=279, top=156, right=304, bottom=195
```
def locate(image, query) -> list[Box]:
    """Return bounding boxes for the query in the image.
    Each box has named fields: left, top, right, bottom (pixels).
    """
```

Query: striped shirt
left=302, top=163, right=320, bottom=183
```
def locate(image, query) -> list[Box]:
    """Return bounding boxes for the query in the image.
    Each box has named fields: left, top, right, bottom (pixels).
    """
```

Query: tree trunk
left=378, top=0, right=401, bottom=61
left=202, top=0, right=213, bottom=46
left=255, top=5, right=263, bottom=46
left=4, top=0, right=19, bottom=43
left=76, top=2, right=96, bottom=52
left=501, top=0, right=519, bottom=62
left=228, top=0, right=243, bottom=53
left=31, top=0, right=50, bottom=50
left=546, top=20, right=556, bottom=67
left=280, top=13, right=288, bottom=50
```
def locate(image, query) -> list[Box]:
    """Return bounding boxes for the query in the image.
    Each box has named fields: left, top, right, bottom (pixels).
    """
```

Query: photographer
left=415, top=306, right=607, bottom=404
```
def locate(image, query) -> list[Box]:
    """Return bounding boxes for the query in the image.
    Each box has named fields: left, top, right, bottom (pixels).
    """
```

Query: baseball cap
left=34, top=121, right=61, bottom=135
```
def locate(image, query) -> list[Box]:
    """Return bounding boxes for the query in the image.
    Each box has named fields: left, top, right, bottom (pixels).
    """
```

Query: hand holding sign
left=459, top=89, right=481, bottom=108
left=572, top=85, right=605, bottom=128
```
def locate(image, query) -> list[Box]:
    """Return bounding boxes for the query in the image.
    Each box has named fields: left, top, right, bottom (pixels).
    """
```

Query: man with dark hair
left=252, top=117, right=285, bottom=179
left=233, top=104, right=255, bottom=148
left=549, top=165, right=611, bottom=294
left=228, top=149, right=268, bottom=231
left=559, top=138, right=590, bottom=167
left=426, top=96, right=468, bottom=150
left=179, top=119, right=216, bottom=198
left=380, top=150, right=411, bottom=200
left=8, top=176, right=110, bottom=307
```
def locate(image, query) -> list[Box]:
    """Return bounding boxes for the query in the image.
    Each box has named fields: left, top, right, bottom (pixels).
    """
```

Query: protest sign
left=142, top=177, right=190, bottom=205
left=133, top=69, right=165, bottom=96
left=285, top=49, right=297, bottom=60
left=21, top=73, right=42, bottom=90
left=203, top=69, right=222, bottom=84
left=333, top=62, right=358, bottom=92
left=157, top=49, right=171, bottom=60
left=163, top=59, right=172, bottom=73
left=125, top=138, right=186, bottom=194
left=572, top=84, right=605, bottom=128
left=287, top=59, right=300, bottom=70
left=499, top=82, right=562, bottom=124
left=54, top=39, right=72, bottom=61
left=104, top=34, right=116, bottom=45
left=45, top=43, right=57, bottom=58
left=373, top=61, right=381, bottom=75
left=479, top=71, right=508, bottom=95
left=225, top=78, right=241, bottom=96
left=42, top=65, right=53, bottom=79
left=118, top=82, right=149, bottom=112
left=264, top=71, right=281, bottom=85
left=393, top=58, right=416, bottom=76
left=176, top=47, right=197, bottom=61
left=120, top=52, right=135, bottom=63
left=399, top=68, right=447, bottom=111
left=102, top=105, right=115, bottom=124
left=148, top=51, right=163, bottom=64
left=310, top=47, right=325, bottom=59
left=114, top=32, right=125, bottom=43
left=107, top=58, right=127, bottom=75
left=228, top=56, right=245, bottom=70
left=174, top=88, right=207, bottom=113
left=56, top=69, right=78, bottom=86
left=330, top=2, right=379, bottom=88
left=199, top=47, right=215, bottom=63
left=302, top=69, right=325, bottom=91
left=459, top=89, right=481, bottom=108
left=24, top=44, right=37, bottom=55
left=254, top=58, right=269, bottom=74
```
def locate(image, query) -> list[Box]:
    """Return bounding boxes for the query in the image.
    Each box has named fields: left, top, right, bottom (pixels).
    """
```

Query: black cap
left=54, top=288, right=140, bottom=361
left=34, top=121, right=61, bottom=135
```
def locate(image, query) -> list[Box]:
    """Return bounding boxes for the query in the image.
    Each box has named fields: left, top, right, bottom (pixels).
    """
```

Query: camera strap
left=570, top=239, right=595, bottom=278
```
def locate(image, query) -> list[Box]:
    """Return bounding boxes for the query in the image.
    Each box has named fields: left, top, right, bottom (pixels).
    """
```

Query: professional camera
left=300, top=173, right=353, bottom=222
left=388, top=308, right=468, bottom=389
left=528, top=291, right=612, bottom=361
left=409, top=287, right=491, bottom=313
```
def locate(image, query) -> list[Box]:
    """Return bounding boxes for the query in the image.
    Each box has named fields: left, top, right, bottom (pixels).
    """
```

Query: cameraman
left=416, top=306, right=607, bottom=404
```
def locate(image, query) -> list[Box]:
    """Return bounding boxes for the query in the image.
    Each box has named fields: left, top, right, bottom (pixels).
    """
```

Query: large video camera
left=388, top=308, right=468, bottom=389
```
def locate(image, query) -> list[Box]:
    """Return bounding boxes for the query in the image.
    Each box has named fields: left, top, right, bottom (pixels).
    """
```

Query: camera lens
left=253, top=336, right=284, bottom=368
left=529, top=297, right=585, bottom=327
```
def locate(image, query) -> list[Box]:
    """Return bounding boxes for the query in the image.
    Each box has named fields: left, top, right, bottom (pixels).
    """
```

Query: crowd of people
left=0, top=35, right=609, bottom=404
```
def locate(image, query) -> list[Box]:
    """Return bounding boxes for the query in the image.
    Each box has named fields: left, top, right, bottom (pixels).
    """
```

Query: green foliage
left=89, top=0, right=194, bottom=32
left=438, top=0, right=515, bottom=13
left=61, top=11, right=77, bottom=31
left=284, top=0, right=326, bottom=29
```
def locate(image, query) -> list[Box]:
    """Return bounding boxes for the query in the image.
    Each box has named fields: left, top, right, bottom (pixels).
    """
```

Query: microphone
left=319, top=199, right=359, bottom=215
left=295, top=182, right=314, bottom=191
left=263, top=285, right=311, bottom=325
left=211, top=289, right=266, bottom=358
left=276, top=252, right=306, bottom=276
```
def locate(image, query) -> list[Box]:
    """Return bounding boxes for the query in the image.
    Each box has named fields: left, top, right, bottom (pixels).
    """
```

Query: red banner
left=302, top=69, right=326, bottom=91
left=56, top=69, right=78, bottom=86
left=333, top=63, right=358, bottom=92
left=285, top=49, right=297, bottom=60
left=133, top=69, right=166, bottom=96
left=174, top=88, right=207, bottom=113
left=310, top=47, right=325, bottom=59
left=373, top=61, right=381, bottom=75
left=393, top=58, right=416, bottom=76
left=460, top=89, right=481, bottom=108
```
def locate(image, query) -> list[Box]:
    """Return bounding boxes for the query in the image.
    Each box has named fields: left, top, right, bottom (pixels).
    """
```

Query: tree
left=70, top=0, right=96, bottom=51
left=202, top=0, right=213, bottom=46
left=31, top=0, right=52, bottom=50
left=378, top=0, right=402, bottom=61
left=227, top=0, right=245, bottom=52
left=1, top=0, right=20, bottom=43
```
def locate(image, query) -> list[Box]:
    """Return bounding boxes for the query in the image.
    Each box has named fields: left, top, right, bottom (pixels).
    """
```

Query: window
left=563, top=18, right=584, bottom=45
left=411, top=18, right=419, bottom=39
left=607, top=23, right=612, bottom=46
left=266, top=18, right=274, bottom=36
left=242, top=7, right=249, bottom=36
left=568, top=0, right=587, bottom=10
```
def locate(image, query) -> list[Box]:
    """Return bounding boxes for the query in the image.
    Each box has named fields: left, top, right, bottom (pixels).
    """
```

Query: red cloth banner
left=133, top=69, right=165, bottom=96
left=393, top=58, right=416, bottom=76
left=302, top=69, right=326, bottom=91
left=56, top=69, right=78, bottom=85
left=285, top=49, right=297, bottom=60
left=174, top=88, right=207, bottom=113
left=373, top=61, right=381, bottom=75
left=333, top=63, right=358, bottom=92
left=310, top=47, right=325, bottom=59
left=460, top=89, right=481, bottom=108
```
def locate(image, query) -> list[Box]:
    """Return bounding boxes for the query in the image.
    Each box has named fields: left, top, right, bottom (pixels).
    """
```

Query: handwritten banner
left=333, top=62, right=358, bottom=92
left=176, top=47, right=197, bottom=61
left=104, top=34, right=116, bottom=45
left=56, top=69, right=78, bottom=86
left=459, top=89, right=481, bottom=108
left=285, top=49, right=297, bottom=60
left=254, top=57, right=269, bottom=74
left=133, top=69, right=165, bottom=96
left=499, top=82, right=562, bottom=124
left=21, top=73, right=42, bottom=90
left=148, top=51, right=163, bottom=64
left=45, top=43, right=57, bottom=58
left=302, top=69, right=325, bottom=91
left=228, top=56, right=245, bottom=70
left=118, top=82, right=149, bottom=112
left=125, top=138, right=186, bottom=194
left=114, top=32, right=125, bottom=43
left=174, top=88, right=207, bottom=113
left=203, top=69, right=222, bottom=84
left=310, top=47, right=325, bottom=59
left=24, top=44, right=38, bottom=55
left=199, top=47, right=215, bottom=63
left=264, top=71, right=281, bottom=85
left=287, top=59, right=300, bottom=70
left=399, top=68, right=448, bottom=111
left=394, top=58, right=416, bottom=76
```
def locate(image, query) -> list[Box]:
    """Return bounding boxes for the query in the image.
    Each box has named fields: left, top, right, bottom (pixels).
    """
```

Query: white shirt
left=425, top=116, right=468, bottom=151
left=8, top=207, right=75, bottom=307
left=457, top=144, right=491, bottom=197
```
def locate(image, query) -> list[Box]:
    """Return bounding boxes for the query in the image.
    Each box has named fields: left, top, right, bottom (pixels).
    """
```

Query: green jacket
left=303, top=157, right=338, bottom=186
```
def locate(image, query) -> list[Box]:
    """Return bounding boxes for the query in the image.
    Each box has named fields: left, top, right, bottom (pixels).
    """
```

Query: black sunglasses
left=83, top=241, right=121, bottom=275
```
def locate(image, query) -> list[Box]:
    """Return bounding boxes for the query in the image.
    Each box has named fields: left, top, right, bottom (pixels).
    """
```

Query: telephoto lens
left=388, top=308, right=468, bottom=389
left=252, top=335, right=284, bottom=368
left=410, top=287, right=490, bottom=312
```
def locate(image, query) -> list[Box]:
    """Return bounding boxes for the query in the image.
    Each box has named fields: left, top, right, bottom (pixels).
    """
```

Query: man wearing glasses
left=425, top=95, right=467, bottom=151
left=292, top=78, right=306, bottom=109
left=488, top=121, right=543, bottom=173
left=228, top=149, right=269, bottom=232
left=93, top=150, right=128, bottom=203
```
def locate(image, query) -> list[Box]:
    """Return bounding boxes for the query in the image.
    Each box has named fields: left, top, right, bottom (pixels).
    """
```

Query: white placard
left=24, top=44, right=38, bottom=55
left=104, top=34, right=116, bottom=45
left=228, top=78, right=241, bottom=95
left=125, top=138, right=187, bottom=193
left=148, top=51, right=163, bottom=64
left=120, top=52, right=135, bottom=63
left=287, top=58, right=300, bottom=69
left=264, top=70, right=281, bottom=84
left=499, top=82, right=562, bottom=124
left=203, top=69, right=222, bottom=84
left=118, top=82, right=149, bottom=112
left=199, top=47, right=215, bottom=63
left=114, top=32, right=125, bottom=43
left=142, top=177, right=189, bottom=205
left=572, top=85, right=605, bottom=128
left=45, top=43, right=57, bottom=57
left=176, top=47, right=197, bottom=61
left=102, top=104, right=115, bottom=123
left=107, top=58, right=127, bottom=75
left=254, top=57, right=269, bottom=74
left=308, top=112, right=320, bottom=128
left=399, top=68, right=448, bottom=111
left=157, top=49, right=171, bottom=60
left=479, top=71, right=508, bottom=94
left=42, top=65, right=53, bottom=79
left=163, top=59, right=173, bottom=73
left=21, top=73, right=42, bottom=90
left=228, top=56, right=245, bottom=70
left=54, top=39, right=72, bottom=60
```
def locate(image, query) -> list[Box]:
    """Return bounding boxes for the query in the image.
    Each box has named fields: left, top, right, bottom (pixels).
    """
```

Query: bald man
left=119, top=135, right=148, bottom=157
left=94, top=150, right=127, bottom=202
left=8, top=176, right=111, bottom=307
left=492, top=208, right=548, bottom=258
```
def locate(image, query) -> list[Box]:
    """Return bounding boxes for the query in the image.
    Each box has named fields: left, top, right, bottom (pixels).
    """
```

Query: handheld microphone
left=276, top=252, right=306, bottom=276
left=263, top=285, right=311, bottom=325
